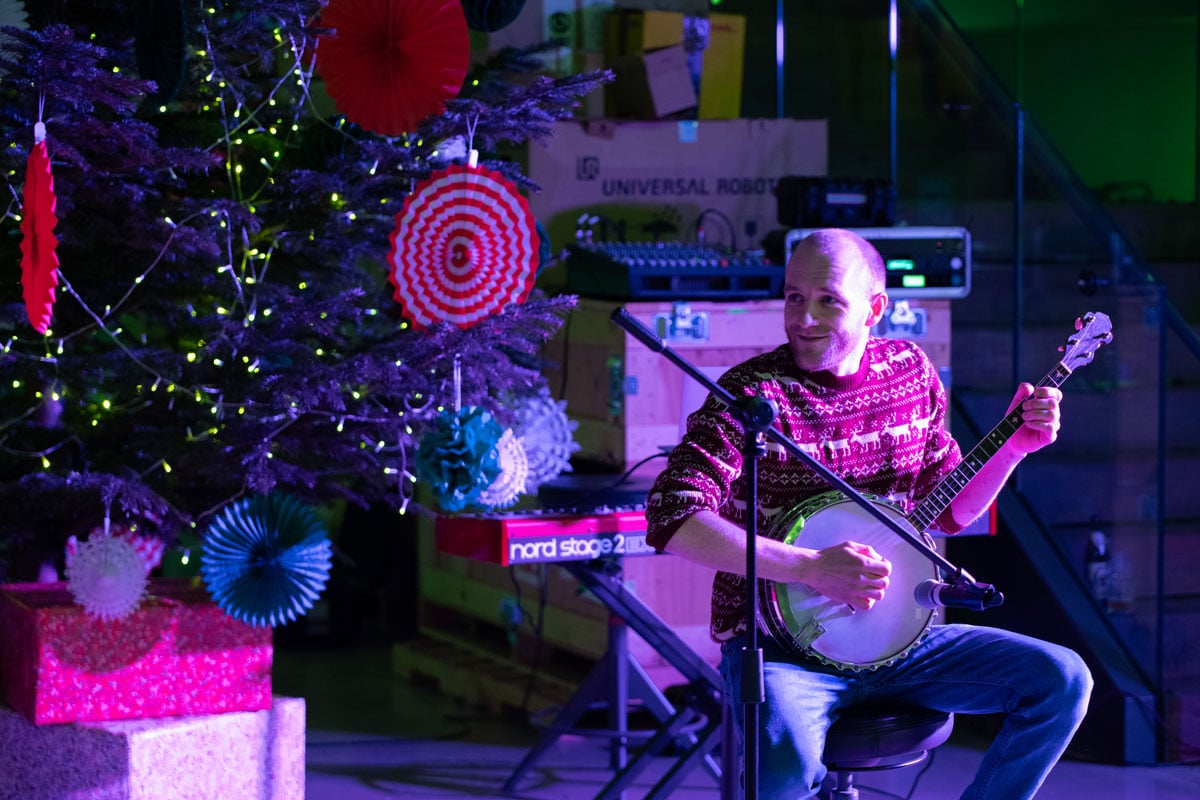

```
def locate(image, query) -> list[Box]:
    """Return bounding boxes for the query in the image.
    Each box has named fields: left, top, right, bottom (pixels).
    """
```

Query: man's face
left=783, top=246, right=887, bottom=376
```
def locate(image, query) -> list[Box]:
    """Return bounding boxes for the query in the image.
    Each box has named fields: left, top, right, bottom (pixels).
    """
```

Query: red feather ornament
left=314, top=0, right=470, bottom=137
left=20, top=121, right=59, bottom=335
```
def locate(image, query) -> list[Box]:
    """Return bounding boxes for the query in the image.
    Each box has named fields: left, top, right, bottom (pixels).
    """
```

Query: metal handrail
left=906, top=0, right=1199, bottom=360
left=905, top=0, right=1195, bottom=763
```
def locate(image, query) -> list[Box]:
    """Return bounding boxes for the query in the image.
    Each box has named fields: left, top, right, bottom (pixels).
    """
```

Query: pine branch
left=0, top=3, right=586, bottom=577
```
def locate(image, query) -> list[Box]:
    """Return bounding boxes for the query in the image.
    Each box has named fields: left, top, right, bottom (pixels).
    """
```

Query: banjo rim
left=757, top=491, right=938, bottom=671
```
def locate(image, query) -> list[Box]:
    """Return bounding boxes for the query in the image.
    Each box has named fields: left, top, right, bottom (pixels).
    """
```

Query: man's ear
left=867, top=292, right=889, bottom=327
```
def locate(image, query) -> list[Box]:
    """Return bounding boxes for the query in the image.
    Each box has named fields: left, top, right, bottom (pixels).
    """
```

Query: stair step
left=952, top=387, right=1200, bottom=453
left=1011, top=452, right=1200, bottom=527
left=1049, top=521, right=1200, bottom=600
left=1122, top=594, right=1200, bottom=684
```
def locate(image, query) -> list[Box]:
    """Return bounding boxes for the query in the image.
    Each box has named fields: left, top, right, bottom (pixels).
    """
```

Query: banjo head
left=758, top=491, right=939, bottom=671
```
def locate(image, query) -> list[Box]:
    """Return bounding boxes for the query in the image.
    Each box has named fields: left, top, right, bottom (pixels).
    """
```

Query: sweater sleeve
left=644, top=394, right=746, bottom=551
left=911, top=350, right=965, bottom=534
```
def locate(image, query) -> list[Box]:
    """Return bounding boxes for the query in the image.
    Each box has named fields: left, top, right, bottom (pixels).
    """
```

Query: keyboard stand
left=502, top=558, right=735, bottom=800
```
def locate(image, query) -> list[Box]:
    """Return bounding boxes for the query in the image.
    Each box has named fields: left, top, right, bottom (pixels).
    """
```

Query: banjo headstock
left=1058, top=312, right=1114, bottom=373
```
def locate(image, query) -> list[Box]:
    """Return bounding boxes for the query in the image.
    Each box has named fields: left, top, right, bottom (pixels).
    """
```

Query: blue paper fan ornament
left=200, top=494, right=333, bottom=628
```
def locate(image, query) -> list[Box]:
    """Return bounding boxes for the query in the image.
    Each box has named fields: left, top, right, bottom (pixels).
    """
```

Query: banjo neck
left=908, top=396, right=1040, bottom=532
left=905, top=310, right=1113, bottom=532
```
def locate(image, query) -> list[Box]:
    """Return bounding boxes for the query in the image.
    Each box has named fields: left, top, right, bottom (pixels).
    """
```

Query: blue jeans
left=719, top=624, right=1093, bottom=800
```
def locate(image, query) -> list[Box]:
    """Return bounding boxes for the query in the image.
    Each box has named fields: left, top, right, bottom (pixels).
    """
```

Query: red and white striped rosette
left=387, top=155, right=538, bottom=330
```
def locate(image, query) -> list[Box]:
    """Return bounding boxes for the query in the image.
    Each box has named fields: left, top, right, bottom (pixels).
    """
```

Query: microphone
left=914, top=578, right=1005, bottom=611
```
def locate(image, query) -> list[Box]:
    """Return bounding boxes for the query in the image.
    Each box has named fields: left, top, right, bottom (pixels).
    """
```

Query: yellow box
left=699, top=13, right=746, bottom=119
left=604, top=9, right=685, bottom=56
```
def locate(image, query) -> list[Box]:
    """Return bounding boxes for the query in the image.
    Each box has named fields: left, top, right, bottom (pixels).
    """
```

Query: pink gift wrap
left=0, top=578, right=272, bottom=724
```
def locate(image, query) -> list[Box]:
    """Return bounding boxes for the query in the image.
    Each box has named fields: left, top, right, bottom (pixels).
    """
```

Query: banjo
left=757, top=311, right=1114, bottom=671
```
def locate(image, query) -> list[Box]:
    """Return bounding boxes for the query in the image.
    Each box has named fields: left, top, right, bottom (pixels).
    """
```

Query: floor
left=274, top=643, right=1200, bottom=800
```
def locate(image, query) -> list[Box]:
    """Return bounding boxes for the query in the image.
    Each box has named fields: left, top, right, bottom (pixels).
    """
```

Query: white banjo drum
left=757, top=312, right=1114, bottom=671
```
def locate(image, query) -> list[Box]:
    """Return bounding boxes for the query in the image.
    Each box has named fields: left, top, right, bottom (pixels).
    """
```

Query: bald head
left=781, top=228, right=890, bottom=375
left=790, top=229, right=886, bottom=295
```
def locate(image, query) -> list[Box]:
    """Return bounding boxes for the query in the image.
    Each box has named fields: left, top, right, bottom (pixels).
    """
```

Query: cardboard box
left=605, top=8, right=685, bottom=54
left=486, top=0, right=616, bottom=78
left=613, top=0, right=710, bottom=14
left=544, top=297, right=953, bottom=469
left=606, top=44, right=698, bottom=119
left=0, top=579, right=272, bottom=724
left=603, top=9, right=692, bottom=119
left=603, top=9, right=745, bottom=120
left=527, top=118, right=828, bottom=264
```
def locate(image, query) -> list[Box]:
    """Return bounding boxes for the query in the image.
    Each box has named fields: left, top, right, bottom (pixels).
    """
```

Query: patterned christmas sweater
left=645, top=337, right=965, bottom=642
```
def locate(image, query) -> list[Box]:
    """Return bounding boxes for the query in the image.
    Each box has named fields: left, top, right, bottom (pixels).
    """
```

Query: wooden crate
left=546, top=297, right=952, bottom=468
left=620, top=555, right=723, bottom=681
left=547, top=298, right=788, bottom=468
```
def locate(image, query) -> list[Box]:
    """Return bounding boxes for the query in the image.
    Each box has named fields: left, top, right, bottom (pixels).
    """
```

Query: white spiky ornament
left=66, top=521, right=148, bottom=621
left=477, top=428, right=530, bottom=510
left=513, top=387, right=580, bottom=493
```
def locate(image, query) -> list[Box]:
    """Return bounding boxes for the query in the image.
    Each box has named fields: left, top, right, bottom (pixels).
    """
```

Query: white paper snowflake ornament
left=66, top=527, right=165, bottom=576
left=65, top=534, right=149, bottom=621
left=513, top=387, right=580, bottom=493
left=477, top=428, right=530, bottom=510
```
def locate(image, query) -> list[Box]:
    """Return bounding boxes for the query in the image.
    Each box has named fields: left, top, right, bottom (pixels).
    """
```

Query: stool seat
left=823, top=704, right=954, bottom=771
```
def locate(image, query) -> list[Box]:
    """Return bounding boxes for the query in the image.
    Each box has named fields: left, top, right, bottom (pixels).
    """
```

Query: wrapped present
left=0, top=578, right=272, bottom=725
left=0, top=696, right=305, bottom=799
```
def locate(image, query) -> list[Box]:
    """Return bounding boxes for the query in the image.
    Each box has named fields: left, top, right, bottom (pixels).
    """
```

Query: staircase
left=877, top=1, right=1200, bottom=764
left=930, top=201, right=1200, bottom=763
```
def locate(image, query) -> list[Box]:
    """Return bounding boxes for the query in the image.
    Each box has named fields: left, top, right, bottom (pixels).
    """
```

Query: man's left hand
left=1006, top=382, right=1062, bottom=454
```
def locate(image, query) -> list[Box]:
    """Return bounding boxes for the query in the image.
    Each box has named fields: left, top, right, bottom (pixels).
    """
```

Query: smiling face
left=783, top=230, right=889, bottom=376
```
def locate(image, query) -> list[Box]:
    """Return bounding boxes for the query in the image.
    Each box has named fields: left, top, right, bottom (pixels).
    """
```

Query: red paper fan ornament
left=314, top=0, right=469, bottom=137
left=19, top=120, right=59, bottom=335
left=387, top=151, right=539, bottom=330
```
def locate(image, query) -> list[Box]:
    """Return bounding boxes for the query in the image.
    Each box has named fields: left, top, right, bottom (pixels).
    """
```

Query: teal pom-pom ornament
left=415, top=406, right=503, bottom=512
left=200, top=494, right=333, bottom=628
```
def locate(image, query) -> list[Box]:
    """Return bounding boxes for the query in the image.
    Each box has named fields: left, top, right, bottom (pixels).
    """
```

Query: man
left=644, top=228, right=1092, bottom=799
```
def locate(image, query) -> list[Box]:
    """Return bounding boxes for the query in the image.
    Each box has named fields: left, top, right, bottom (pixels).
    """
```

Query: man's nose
left=796, top=303, right=819, bottom=326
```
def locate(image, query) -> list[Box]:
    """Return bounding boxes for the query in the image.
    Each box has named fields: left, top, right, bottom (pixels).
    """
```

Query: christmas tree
left=0, top=0, right=606, bottom=582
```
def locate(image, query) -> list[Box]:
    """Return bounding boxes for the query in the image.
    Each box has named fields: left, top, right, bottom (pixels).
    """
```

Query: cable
left=556, top=311, right=572, bottom=401
left=549, top=450, right=670, bottom=512
left=853, top=748, right=935, bottom=800
left=904, top=748, right=937, bottom=799
left=695, top=208, right=738, bottom=251
left=513, top=563, right=550, bottom=715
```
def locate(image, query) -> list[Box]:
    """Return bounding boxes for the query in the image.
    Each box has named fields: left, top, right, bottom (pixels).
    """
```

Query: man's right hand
left=795, top=541, right=892, bottom=611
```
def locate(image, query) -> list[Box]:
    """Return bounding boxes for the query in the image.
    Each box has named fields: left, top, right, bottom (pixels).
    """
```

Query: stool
left=820, top=704, right=954, bottom=800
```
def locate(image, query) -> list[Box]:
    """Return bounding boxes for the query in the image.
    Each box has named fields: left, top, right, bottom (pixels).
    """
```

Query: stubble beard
left=788, top=329, right=858, bottom=374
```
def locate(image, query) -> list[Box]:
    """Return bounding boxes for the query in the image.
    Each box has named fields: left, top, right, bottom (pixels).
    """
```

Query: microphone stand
left=610, top=307, right=999, bottom=799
